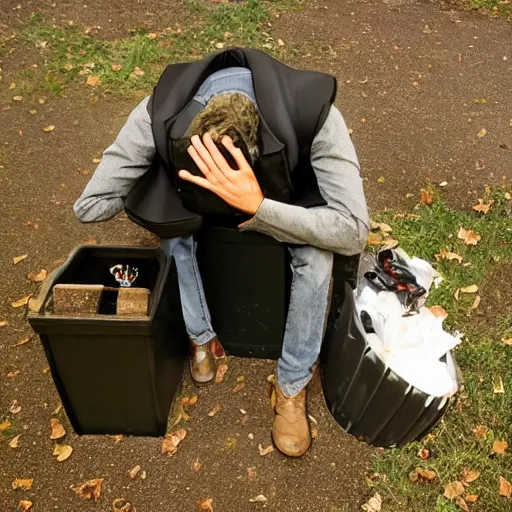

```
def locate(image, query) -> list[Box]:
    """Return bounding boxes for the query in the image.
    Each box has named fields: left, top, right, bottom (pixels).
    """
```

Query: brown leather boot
left=271, top=382, right=311, bottom=457
left=189, top=339, right=216, bottom=384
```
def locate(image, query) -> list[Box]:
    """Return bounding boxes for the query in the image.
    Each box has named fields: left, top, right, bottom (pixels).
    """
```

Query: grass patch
left=14, top=0, right=304, bottom=97
left=368, top=186, right=512, bottom=512
left=470, top=0, right=512, bottom=16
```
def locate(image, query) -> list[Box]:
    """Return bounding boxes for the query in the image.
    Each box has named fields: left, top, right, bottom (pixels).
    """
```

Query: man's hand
left=178, top=133, right=264, bottom=216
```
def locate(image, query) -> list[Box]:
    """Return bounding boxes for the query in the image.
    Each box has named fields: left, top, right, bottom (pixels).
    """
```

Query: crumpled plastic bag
left=356, top=249, right=461, bottom=397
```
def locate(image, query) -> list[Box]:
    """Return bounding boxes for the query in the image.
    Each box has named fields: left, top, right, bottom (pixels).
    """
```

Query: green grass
left=368, top=186, right=512, bottom=512
left=13, top=0, right=303, bottom=97
left=471, top=0, right=512, bottom=16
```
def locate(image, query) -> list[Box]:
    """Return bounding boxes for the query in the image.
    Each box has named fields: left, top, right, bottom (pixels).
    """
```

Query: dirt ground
left=0, top=0, right=511, bottom=511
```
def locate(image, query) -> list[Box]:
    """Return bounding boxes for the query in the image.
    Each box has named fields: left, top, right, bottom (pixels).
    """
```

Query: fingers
left=187, top=146, right=212, bottom=178
left=221, top=136, right=250, bottom=170
left=190, top=134, right=228, bottom=183
left=178, top=170, right=215, bottom=192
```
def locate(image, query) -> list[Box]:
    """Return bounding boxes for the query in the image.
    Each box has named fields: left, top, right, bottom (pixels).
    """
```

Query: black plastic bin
left=195, top=224, right=360, bottom=359
left=321, top=279, right=460, bottom=448
left=28, top=245, right=188, bottom=437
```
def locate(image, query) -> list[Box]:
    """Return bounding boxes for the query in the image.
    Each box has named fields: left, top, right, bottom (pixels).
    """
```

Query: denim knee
left=288, top=246, right=334, bottom=287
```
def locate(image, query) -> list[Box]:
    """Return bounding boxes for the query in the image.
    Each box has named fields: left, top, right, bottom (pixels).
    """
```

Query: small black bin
left=321, top=279, right=460, bottom=448
left=28, top=245, right=188, bottom=437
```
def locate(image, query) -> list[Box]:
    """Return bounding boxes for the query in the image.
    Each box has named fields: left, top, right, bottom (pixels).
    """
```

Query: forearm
left=73, top=96, right=154, bottom=223
left=241, top=199, right=368, bottom=255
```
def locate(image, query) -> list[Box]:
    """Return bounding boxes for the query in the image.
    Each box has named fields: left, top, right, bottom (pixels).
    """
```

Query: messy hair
left=186, top=93, right=260, bottom=164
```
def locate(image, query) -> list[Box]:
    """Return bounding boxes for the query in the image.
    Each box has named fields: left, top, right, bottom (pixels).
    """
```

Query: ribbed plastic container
left=28, top=245, right=188, bottom=437
left=321, top=279, right=460, bottom=448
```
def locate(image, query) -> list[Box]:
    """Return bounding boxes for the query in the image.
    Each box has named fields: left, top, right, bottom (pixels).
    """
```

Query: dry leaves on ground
left=8, top=370, right=20, bottom=378
left=0, top=320, right=8, bottom=327
left=500, top=476, right=512, bottom=497
left=50, top=418, right=66, bottom=439
left=112, top=498, right=136, bottom=511
left=503, top=338, right=512, bottom=346
left=493, top=377, right=505, bottom=394
left=53, top=444, right=73, bottom=462
left=420, top=188, right=434, bottom=206
left=371, top=221, right=392, bottom=234
left=232, top=382, right=245, bottom=393
left=444, top=481, right=465, bottom=500
left=435, top=249, right=463, bottom=263
left=417, top=448, right=430, bottom=460
left=193, top=460, right=202, bottom=472
left=196, top=498, right=214, bottom=511
left=429, top=306, right=448, bottom=319
left=476, top=128, right=487, bottom=138
left=14, top=337, right=30, bottom=346
left=71, top=478, right=104, bottom=501
left=10, top=400, right=22, bottom=414
left=43, top=125, right=55, bottom=133
left=215, top=364, right=228, bottom=383
left=361, top=492, right=382, bottom=512
left=106, top=434, right=124, bottom=443
left=111, top=64, right=122, bottom=71
left=472, top=425, right=489, bottom=439
left=461, top=468, right=480, bottom=485
left=12, top=479, right=34, bottom=490
left=466, top=495, right=479, bottom=503
left=458, top=227, right=481, bottom=245
left=247, top=467, right=256, bottom=481
left=409, top=467, right=437, bottom=483
left=455, top=496, right=470, bottom=512
left=258, top=444, right=274, bottom=456
left=470, top=295, right=481, bottom=310
left=161, top=429, right=187, bottom=455
left=86, top=75, right=100, bottom=87
left=249, top=495, right=267, bottom=503
left=19, top=501, right=33, bottom=511
left=492, top=440, right=509, bottom=456
left=11, top=295, right=33, bottom=308
left=208, top=403, right=222, bottom=417
left=13, top=254, right=28, bottom=264
left=472, top=199, right=494, bottom=214
left=129, top=465, right=141, bottom=480
left=130, top=67, right=145, bottom=79
left=9, top=434, right=21, bottom=448
left=27, top=269, right=47, bottom=283
left=461, top=285, right=478, bottom=294
left=0, top=420, right=12, bottom=432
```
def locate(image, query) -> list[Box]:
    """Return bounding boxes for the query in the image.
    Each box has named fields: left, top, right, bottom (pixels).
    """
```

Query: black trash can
left=28, top=245, right=188, bottom=437
left=321, top=279, right=460, bottom=448
left=195, top=224, right=360, bottom=359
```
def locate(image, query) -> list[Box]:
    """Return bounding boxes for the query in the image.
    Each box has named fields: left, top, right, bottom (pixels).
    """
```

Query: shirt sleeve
left=73, top=96, right=155, bottom=222
left=240, top=105, right=370, bottom=255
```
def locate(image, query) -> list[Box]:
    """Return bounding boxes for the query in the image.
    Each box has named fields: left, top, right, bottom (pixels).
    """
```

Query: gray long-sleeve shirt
left=74, top=68, right=370, bottom=255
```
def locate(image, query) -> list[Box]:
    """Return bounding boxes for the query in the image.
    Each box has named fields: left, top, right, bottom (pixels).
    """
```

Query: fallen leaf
left=370, top=221, right=392, bottom=233
left=27, top=269, right=47, bottom=283
left=111, top=64, right=122, bottom=71
left=92, top=158, right=102, bottom=164
left=215, top=364, right=228, bottom=383
left=50, top=418, right=66, bottom=439
left=461, top=285, right=478, bottom=294
left=499, top=476, right=512, bottom=498
left=258, top=444, right=274, bottom=456
left=53, top=444, right=73, bottom=462
left=466, top=495, right=478, bottom=503
left=277, top=38, right=285, bottom=47
left=429, top=306, right=448, bottom=319
left=311, top=426, right=319, bottom=439
left=249, top=495, right=267, bottom=503
left=469, top=295, right=481, bottom=310
left=189, top=395, right=198, bottom=405
left=8, top=370, right=20, bottom=378
left=492, top=440, right=509, bottom=456
left=0, top=320, right=8, bottom=327
left=71, top=478, right=103, bottom=501
left=367, top=232, right=383, bottom=246
left=9, top=434, right=21, bottom=448
left=476, top=128, right=487, bottom=138
left=14, top=337, right=31, bottom=346
left=232, top=382, right=245, bottom=393
left=417, top=448, right=430, bottom=460
left=458, top=227, right=481, bottom=245
left=11, top=294, right=33, bottom=308
left=10, top=400, right=22, bottom=414
left=472, top=425, right=489, bottom=439
left=196, top=498, right=214, bottom=511
left=129, top=464, right=141, bottom=479
left=215, top=42, right=224, bottom=49
left=455, top=497, right=469, bottom=512
left=106, top=435, right=124, bottom=444
left=43, top=125, right=55, bottom=133
left=13, top=96, right=24, bottom=102
left=377, top=176, right=385, bottom=183
left=53, top=403, right=62, bottom=415
left=394, top=213, right=421, bottom=220
left=19, top=500, right=33, bottom=511
left=161, top=428, right=187, bottom=455
left=9, top=82, right=16, bottom=89
left=503, top=338, right=512, bottom=345
left=193, top=460, right=202, bottom=472
left=112, top=498, right=135, bottom=511
left=12, top=479, right=33, bottom=490
left=211, top=338, right=226, bottom=358
left=461, top=468, right=480, bottom=484
left=454, top=288, right=460, bottom=301
left=361, top=492, right=382, bottom=512
left=420, top=188, right=433, bottom=206
left=439, top=181, right=448, bottom=187
left=382, top=237, right=399, bottom=249
left=13, top=254, right=28, bottom=264
left=493, top=377, right=505, bottom=394
left=63, top=63, right=74, bottom=71
left=86, top=75, right=100, bottom=87
left=416, top=468, right=437, bottom=481
left=0, top=420, right=12, bottom=432
left=208, top=403, right=222, bottom=417
left=247, top=467, right=256, bottom=481
left=129, top=67, right=145, bottom=78
left=472, top=198, right=494, bottom=214
left=147, top=33, right=158, bottom=39
left=435, top=249, right=463, bottom=263
left=38, top=97, right=47, bottom=105
left=444, top=481, right=465, bottom=500
left=140, top=471, right=146, bottom=480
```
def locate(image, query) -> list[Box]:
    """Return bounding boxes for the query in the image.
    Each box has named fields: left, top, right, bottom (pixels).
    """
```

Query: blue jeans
left=160, top=236, right=333, bottom=397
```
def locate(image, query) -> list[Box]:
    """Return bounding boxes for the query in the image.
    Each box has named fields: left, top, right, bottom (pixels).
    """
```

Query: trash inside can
left=195, top=224, right=361, bottom=359
left=28, top=245, right=188, bottom=437
left=321, top=253, right=461, bottom=448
